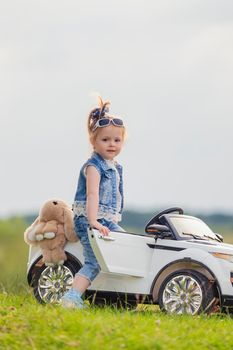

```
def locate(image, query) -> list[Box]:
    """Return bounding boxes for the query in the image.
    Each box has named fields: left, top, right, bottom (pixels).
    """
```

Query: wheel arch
left=150, top=258, right=221, bottom=303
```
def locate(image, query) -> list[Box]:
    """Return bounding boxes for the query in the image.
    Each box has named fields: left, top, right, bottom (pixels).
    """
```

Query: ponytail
left=87, top=96, right=110, bottom=138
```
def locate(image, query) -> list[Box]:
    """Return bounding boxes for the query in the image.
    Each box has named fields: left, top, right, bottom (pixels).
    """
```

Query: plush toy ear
left=24, top=217, right=40, bottom=245
left=63, top=208, right=78, bottom=242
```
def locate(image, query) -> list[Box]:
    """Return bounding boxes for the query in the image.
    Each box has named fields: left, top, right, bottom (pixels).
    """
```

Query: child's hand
left=90, top=220, right=110, bottom=236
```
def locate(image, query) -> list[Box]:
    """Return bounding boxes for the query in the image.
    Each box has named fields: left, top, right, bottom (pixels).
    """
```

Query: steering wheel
left=145, top=207, right=184, bottom=233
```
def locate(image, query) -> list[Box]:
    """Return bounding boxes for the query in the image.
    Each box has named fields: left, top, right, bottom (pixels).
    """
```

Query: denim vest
left=73, top=152, right=124, bottom=222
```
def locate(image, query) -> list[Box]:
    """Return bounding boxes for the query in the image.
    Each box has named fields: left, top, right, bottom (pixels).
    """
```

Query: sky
left=1, top=0, right=233, bottom=217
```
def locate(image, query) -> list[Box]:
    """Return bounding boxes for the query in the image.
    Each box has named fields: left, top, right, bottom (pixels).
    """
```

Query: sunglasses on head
left=92, top=118, right=124, bottom=132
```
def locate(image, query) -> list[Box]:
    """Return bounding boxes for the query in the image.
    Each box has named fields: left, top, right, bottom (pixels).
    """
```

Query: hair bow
left=91, top=106, right=109, bottom=120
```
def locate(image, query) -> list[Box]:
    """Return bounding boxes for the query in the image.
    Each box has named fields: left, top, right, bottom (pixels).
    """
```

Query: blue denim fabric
left=74, top=215, right=124, bottom=282
left=74, top=152, right=124, bottom=216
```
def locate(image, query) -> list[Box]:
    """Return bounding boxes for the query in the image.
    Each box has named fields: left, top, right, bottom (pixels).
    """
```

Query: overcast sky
left=1, top=0, right=233, bottom=217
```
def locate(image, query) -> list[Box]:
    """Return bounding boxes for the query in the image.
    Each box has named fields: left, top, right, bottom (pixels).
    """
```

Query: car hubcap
left=162, top=275, right=203, bottom=314
left=38, top=265, right=73, bottom=303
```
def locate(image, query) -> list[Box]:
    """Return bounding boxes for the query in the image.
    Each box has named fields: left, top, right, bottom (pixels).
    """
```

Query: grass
left=0, top=217, right=28, bottom=293
left=1, top=293, right=233, bottom=350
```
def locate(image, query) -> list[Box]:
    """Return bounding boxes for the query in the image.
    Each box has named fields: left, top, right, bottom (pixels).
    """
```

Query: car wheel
left=31, top=259, right=81, bottom=304
left=158, top=270, right=216, bottom=315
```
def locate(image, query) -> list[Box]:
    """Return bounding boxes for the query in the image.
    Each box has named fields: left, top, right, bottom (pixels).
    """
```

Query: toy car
left=26, top=207, right=233, bottom=315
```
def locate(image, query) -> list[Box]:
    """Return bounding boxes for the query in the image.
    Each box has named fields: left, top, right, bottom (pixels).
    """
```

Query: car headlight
left=211, top=252, right=233, bottom=263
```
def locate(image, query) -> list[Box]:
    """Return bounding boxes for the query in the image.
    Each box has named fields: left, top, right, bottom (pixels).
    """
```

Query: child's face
left=92, top=125, right=124, bottom=160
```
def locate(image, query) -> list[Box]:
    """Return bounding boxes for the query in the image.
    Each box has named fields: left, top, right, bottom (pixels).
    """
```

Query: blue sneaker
left=61, top=288, right=85, bottom=309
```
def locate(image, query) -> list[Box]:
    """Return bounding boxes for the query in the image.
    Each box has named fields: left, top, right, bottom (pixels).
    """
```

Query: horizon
left=2, top=205, right=233, bottom=220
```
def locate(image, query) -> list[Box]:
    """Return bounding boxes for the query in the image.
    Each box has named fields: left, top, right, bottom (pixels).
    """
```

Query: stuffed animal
left=24, top=199, right=78, bottom=266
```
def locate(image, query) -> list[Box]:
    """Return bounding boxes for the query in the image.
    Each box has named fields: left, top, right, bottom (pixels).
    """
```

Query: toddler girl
left=61, top=97, right=126, bottom=308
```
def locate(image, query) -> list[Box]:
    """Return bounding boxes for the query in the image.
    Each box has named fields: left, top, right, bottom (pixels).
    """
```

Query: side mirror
left=146, top=224, right=171, bottom=236
left=215, top=233, right=223, bottom=242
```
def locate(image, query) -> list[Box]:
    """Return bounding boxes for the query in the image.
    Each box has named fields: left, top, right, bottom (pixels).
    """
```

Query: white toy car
left=26, top=207, right=233, bottom=315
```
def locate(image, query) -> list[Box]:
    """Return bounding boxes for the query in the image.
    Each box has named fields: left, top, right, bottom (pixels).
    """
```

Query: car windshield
left=169, top=216, right=219, bottom=241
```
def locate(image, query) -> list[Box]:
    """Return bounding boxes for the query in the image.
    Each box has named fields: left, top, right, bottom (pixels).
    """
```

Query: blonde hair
left=87, top=96, right=126, bottom=145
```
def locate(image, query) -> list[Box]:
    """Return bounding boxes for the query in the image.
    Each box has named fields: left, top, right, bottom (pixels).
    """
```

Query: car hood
left=156, top=238, right=233, bottom=255
left=186, top=239, right=233, bottom=254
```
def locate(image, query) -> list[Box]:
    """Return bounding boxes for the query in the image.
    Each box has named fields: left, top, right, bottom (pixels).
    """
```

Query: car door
left=88, top=228, right=155, bottom=277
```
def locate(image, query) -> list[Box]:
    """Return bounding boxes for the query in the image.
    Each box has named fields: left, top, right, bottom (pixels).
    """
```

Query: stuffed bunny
left=24, top=199, right=78, bottom=266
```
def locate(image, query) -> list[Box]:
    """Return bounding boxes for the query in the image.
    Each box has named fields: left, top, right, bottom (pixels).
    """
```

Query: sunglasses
left=92, top=118, right=124, bottom=132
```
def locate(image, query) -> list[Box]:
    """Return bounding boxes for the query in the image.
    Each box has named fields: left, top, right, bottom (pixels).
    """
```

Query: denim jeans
left=74, top=215, right=124, bottom=282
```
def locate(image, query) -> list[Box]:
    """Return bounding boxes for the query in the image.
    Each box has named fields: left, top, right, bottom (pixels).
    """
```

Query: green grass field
left=1, top=293, right=233, bottom=350
left=0, top=218, right=28, bottom=293
left=1, top=218, right=233, bottom=349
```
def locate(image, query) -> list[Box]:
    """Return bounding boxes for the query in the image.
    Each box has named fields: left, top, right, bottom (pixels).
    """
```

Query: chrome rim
left=38, top=265, right=73, bottom=303
left=162, top=274, right=203, bottom=315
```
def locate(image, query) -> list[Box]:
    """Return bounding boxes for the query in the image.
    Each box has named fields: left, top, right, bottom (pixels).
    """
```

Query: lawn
left=1, top=293, right=233, bottom=350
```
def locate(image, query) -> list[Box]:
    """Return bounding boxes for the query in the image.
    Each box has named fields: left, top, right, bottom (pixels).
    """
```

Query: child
left=61, top=97, right=126, bottom=309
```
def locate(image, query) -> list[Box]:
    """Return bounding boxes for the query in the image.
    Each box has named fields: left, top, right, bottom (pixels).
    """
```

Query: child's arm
left=86, top=165, right=110, bottom=236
